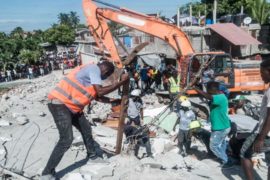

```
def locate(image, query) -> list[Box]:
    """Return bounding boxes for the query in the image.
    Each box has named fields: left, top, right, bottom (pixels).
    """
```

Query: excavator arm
left=83, top=0, right=195, bottom=62
left=83, top=0, right=122, bottom=66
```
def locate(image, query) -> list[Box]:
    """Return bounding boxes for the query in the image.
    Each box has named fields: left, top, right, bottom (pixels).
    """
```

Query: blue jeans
left=210, top=127, right=231, bottom=164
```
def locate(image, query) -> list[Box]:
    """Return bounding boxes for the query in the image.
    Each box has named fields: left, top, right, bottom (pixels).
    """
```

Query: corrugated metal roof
left=208, top=23, right=261, bottom=46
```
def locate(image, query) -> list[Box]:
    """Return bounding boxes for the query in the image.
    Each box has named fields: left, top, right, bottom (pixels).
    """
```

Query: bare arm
left=254, top=108, right=270, bottom=152
left=93, top=74, right=129, bottom=97
left=140, top=108, right=144, bottom=125
left=96, top=96, right=113, bottom=103
left=194, top=87, right=213, bottom=101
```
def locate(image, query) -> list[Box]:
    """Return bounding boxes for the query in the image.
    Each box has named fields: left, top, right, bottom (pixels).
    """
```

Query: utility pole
left=190, top=4, right=192, bottom=26
left=240, top=6, right=244, bottom=14
left=204, top=3, right=207, bottom=26
left=177, top=7, right=180, bottom=27
left=213, top=0, right=217, bottom=24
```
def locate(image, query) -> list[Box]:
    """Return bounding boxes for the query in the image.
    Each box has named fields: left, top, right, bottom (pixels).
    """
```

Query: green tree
left=57, top=11, right=80, bottom=28
left=0, top=51, right=15, bottom=71
left=10, top=26, right=24, bottom=39
left=0, top=32, right=7, bottom=40
left=58, top=13, right=71, bottom=26
left=246, top=0, right=270, bottom=25
left=44, top=24, right=75, bottom=45
left=18, top=49, right=41, bottom=65
left=70, top=11, right=80, bottom=28
left=200, top=0, right=249, bottom=16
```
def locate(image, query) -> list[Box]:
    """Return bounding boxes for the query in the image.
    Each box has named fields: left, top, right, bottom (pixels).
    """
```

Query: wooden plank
left=115, top=81, right=129, bottom=154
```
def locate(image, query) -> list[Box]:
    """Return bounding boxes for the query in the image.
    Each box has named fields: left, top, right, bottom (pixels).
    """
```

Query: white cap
left=181, top=100, right=191, bottom=108
left=131, top=89, right=141, bottom=97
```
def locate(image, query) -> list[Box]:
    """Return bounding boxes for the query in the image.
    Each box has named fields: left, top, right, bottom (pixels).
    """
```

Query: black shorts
left=240, top=133, right=270, bottom=166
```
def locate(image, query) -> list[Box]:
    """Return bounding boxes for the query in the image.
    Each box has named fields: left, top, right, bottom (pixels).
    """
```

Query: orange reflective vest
left=48, top=64, right=97, bottom=113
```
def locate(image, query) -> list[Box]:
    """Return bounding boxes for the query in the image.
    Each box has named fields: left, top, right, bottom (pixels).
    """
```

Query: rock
left=154, top=152, right=185, bottom=169
left=81, top=174, right=92, bottom=180
left=1, top=93, right=9, bottom=101
left=80, top=163, right=114, bottom=178
left=64, top=173, right=84, bottom=180
left=0, top=148, right=5, bottom=155
left=95, top=137, right=116, bottom=152
left=152, top=138, right=173, bottom=155
left=0, top=136, right=12, bottom=142
left=19, top=94, right=26, bottom=99
left=93, top=125, right=117, bottom=137
left=16, top=116, right=29, bottom=125
left=39, top=112, right=46, bottom=117
left=12, top=113, right=29, bottom=125
left=12, top=113, right=24, bottom=118
left=0, top=120, right=11, bottom=127
left=8, top=101, right=13, bottom=107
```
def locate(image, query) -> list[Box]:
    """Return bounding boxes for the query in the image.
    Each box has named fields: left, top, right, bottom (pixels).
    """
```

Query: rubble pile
left=0, top=70, right=268, bottom=180
left=142, top=94, right=161, bottom=108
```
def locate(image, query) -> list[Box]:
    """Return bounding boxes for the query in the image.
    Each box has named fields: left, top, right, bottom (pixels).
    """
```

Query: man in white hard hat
left=177, top=97, right=196, bottom=156
left=124, top=89, right=153, bottom=158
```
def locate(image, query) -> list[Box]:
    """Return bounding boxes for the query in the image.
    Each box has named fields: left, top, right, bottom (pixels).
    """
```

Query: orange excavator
left=82, top=0, right=266, bottom=95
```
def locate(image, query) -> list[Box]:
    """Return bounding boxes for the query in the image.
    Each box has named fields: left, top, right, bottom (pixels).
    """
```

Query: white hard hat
left=131, top=89, right=141, bottom=97
left=181, top=100, right=191, bottom=108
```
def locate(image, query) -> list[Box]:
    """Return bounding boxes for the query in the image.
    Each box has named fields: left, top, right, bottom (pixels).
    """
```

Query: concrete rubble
left=0, top=70, right=268, bottom=180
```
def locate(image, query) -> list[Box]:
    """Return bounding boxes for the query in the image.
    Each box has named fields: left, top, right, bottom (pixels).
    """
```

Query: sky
left=0, top=0, right=190, bottom=33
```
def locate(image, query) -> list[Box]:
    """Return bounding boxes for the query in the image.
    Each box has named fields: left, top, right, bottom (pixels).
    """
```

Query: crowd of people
left=127, top=61, right=179, bottom=96
left=0, top=54, right=81, bottom=83
left=0, top=63, right=51, bottom=83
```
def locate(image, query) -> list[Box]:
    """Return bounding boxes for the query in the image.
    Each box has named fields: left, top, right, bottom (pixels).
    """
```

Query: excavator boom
left=83, top=0, right=122, bottom=67
left=83, top=0, right=195, bottom=60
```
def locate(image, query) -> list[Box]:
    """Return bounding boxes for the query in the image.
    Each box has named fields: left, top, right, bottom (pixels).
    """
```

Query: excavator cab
left=185, top=53, right=234, bottom=94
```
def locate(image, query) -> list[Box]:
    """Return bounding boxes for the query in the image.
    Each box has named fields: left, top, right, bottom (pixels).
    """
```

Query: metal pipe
left=93, top=0, right=121, bottom=9
left=173, top=34, right=182, bottom=56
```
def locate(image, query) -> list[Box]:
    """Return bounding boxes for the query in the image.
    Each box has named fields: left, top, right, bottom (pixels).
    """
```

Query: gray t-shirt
left=255, top=87, right=270, bottom=134
left=127, top=98, right=143, bottom=119
left=178, top=109, right=196, bottom=130
left=75, top=64, right=102, bottom=87
left=202, top=69, right=214, bottom=83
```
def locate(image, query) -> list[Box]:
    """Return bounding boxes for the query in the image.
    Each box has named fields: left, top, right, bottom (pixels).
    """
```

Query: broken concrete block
left=81, top=174, right=92, bottom=180
left=95, top=136, right=116, bottom=152
left=1, top=93, right=9, bottom=101
left=0, top=148, right=5, bottom=155
left=0, top=119, right=11, bottom=127
left=39, top=112, right=46, bottom=117
left=154, top=152, right=185, bottom=169
left=152, top=138, right=172, bottom=155
left=93, top=125, right=117, bottom=137
left=80, top=163, right=114, bottom=178
left=0, top=136, right=12, bottom=142
left=64, top=173, right=84, bottom=180
left=8, top=101, right=13, bottom=107
left=96, top=166, right=114, bottom=178
left=16, top=116, right=29, bottom=125
left=12, top=113, right=23, bottom=118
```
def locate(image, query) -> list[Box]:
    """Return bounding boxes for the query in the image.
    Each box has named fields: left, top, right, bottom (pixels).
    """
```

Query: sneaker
left=87, top=151, right=98, bottom=160
left=40, top=174, right=55, bottom=180
left=222, top=160, right=234, bottom=169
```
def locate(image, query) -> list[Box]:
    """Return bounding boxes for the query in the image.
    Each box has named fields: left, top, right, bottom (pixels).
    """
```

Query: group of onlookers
left=0, top=63, right=51, bottom=83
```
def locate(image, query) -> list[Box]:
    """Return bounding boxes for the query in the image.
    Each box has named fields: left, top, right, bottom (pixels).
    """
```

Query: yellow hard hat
left=178, top=96, right=188, bottom=102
